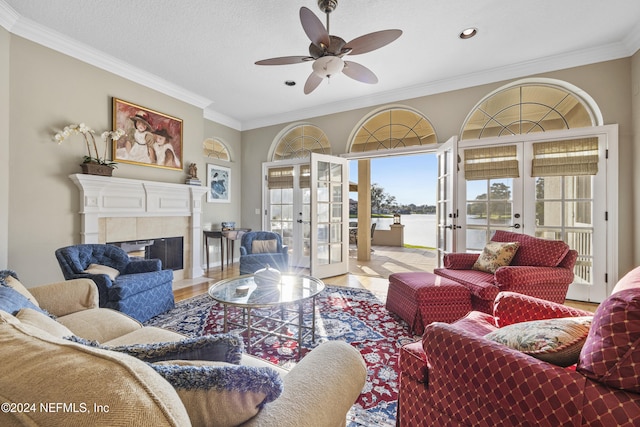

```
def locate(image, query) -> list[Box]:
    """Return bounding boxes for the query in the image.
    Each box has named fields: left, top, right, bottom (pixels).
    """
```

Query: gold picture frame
left=112, top=98, right=183, bottom=171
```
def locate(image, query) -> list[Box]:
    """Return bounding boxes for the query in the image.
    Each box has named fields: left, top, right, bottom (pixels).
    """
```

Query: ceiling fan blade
left=304, top=72, right=324, bottom=94
left=344, top=29, right=402, bottom=56
left=300, top=7, right=330, bottom=49
left=342, top=61, right=378, bottom=84
left=255, top=56, right=312, bottom=66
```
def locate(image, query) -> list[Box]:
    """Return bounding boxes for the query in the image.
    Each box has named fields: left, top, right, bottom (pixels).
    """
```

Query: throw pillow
left=577, top=287, right=640, bottom=392
left=83, top=263, right=120, bottom=280
left=15, top=308, right=75, bottom=338
left=485, top=316, right=593, bottom=367
left=151, top=360, right=283, bottom=427
left=472, top=241, right=520, bottom=274
left=0, top=286, right=50, bottom=317
left=491, top=230, right=569, bottom=267
left=252, top=239, right=277, bottom=254
left=0, top=270, right=40, bottom=307
left=66, top=334, right=244, bottom=364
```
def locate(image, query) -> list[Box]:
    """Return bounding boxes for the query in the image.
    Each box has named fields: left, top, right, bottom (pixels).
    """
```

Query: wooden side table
left=203, top=230, right=224, bottom=273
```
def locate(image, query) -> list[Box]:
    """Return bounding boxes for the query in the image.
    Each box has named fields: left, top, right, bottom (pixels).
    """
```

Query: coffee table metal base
left=221, top=298, right=318, bottom=360
left=208, top=274, right=325, bottom=360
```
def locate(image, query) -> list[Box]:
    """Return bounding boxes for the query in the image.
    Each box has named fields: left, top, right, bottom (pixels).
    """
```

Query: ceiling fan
left=255, top=0, right=402, bottom=94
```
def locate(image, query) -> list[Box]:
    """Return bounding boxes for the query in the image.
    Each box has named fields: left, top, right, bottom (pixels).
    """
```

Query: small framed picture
left=207, top=164, right=231, bottom=203
left=112, top=98, right=183, bottom=171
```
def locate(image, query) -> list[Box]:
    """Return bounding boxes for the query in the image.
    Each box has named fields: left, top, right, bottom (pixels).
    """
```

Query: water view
left=372, top=214, right=437, bottom=248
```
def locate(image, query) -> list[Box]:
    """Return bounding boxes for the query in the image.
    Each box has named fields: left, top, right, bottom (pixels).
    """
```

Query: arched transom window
left=203, top=138, right=230, bottom=161
left=350, top=107, right=437, bottom=153
left=461, top=81, right=599, bottom=140
left=272, top=124, right=331, bottom=161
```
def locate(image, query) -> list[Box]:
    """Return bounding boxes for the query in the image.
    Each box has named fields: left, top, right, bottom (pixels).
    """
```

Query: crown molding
left=0, top=0, right=18, bottom=30
left=241, top=40, right=637, bottom=131
left=1, top=1, right=214, bottom=111
left=203, top=108, right=242, bottom=131
left=622, top=20, right=640, bottom=54
left=2, top=0, right=638, bottom=134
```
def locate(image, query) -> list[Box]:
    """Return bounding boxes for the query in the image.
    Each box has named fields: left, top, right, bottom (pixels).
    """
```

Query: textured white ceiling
left=2, top=0, right=640, bottom=130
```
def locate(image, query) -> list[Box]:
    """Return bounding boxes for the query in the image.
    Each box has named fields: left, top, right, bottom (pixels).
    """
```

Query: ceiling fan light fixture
left=312, top=56, right=344, bottom=78
left=459, top=27, right=478, bottom=39
left=256, top=1, right=402, bottom=94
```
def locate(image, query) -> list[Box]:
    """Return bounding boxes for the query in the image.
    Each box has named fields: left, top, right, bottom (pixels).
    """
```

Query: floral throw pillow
left=485, top=316, right=593, bottom=367
left=472, top=241, right=520, bottom=274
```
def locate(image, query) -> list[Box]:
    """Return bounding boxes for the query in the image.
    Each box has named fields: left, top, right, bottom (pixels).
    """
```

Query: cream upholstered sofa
left=0, top=274, right=367, bottom=427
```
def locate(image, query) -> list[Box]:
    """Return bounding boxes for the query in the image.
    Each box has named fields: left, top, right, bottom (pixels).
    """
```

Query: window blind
left=299, top=164, right=311, bottom=189
left=267, top=166, right=294, bottom=189
left=464, top=145, right=519, bottom=180
left=532, top=138, right=599, bottom=176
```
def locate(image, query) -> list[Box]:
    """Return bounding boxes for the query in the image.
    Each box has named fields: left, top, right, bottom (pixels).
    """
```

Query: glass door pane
left=535, top=175, right=595, bottom=289
left=465, top=177, right=516, bottom=251
left=436, top=137, right=458, bottom=265
left=310, top=153, right=349, bottom=278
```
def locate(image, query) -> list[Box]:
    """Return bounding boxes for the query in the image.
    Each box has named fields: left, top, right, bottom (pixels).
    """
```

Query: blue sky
left=348, top=153, right=438, bottom=206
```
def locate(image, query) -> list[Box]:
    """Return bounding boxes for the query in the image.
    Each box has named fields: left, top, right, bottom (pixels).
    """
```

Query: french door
left=262, top=154, right=349, bottom=279
left=309, top=153, right=349, bottom=278
left=436, top=137, right=458, bottom=265
left=438, top=126, right=617, bottom=302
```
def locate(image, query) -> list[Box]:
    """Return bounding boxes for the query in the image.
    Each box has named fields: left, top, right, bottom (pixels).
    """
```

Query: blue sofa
left=55, top=244, right=174, bottom=322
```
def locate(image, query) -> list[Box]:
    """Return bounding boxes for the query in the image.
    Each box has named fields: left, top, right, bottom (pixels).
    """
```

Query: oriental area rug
left=144, top=285, right=419, bottom=427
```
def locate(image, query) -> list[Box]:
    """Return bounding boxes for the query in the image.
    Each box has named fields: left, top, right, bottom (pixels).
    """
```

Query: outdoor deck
left=349, top=245, right=436, bottom=277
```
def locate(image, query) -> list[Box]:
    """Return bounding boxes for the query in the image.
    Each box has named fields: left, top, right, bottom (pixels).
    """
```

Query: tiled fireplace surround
left=70, top=174, right=208, bottom=280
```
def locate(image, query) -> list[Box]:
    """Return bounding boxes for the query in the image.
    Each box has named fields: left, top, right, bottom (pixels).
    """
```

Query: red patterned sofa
left=397, top=266, right=640, bottom=426
left=434, top=230, right=578, bottom=313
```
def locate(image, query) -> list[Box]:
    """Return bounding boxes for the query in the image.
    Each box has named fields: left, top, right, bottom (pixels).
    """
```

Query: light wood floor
left=173, top=245, right=599, bottom=313
left=173, top=245, right=435, bottom=301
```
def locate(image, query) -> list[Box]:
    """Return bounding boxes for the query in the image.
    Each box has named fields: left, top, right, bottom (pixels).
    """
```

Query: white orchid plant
left=54, top=123, right=125, bottom=167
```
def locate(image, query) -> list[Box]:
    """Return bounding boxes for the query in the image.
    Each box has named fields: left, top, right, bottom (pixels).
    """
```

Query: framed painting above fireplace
left=112, top=98, right=183, bottom=171
left=207, top=164, right=230, bottom=203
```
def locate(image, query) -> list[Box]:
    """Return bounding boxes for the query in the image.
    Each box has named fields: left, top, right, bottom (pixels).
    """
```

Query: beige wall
left=0, top=27, right=9, bottom=267
left=2, top=30, right=637, bottom=285
left=241, top=58, right=637, bottom=278
left=6, top=36, right=239, bottom=285
left=202, top=119, right=242, bottom=230
left=202, top=119, right=242, bottom=264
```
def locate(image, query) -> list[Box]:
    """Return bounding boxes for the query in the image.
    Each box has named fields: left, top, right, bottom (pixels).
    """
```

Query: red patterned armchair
left=397, top=266, right=640, bottom=426
left=434, top=230, right=577, bottom=313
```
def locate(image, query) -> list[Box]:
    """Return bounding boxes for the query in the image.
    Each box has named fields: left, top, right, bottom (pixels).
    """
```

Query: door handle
left=510, top=223, right=521, bottom=229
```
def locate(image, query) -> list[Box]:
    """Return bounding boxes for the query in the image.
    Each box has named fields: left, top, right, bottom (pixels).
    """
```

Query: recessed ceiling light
left=459, top=27, right=477, bottom=39
left=284, top=80, right=296, bottom=86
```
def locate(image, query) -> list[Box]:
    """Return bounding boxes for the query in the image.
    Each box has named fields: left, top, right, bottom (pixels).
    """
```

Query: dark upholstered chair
left=55, top=244, right=174, bottom=322
left=239, top=231, right=289, bottom=275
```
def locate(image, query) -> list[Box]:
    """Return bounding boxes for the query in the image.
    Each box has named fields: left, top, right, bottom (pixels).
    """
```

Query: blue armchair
left=239, top=231, right=289, bottom=274
left=55, top=244, right=175, bottom=322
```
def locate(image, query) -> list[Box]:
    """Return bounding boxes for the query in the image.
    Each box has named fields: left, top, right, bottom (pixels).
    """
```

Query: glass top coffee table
left=208, top=274, right=325, bottom=359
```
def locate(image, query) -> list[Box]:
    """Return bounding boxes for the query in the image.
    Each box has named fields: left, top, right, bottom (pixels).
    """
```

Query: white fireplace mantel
left=70, top=173, right=208, bottom=278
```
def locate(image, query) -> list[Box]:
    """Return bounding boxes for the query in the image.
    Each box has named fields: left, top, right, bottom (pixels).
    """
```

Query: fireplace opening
left=108, top=237, right=184, bottom=271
